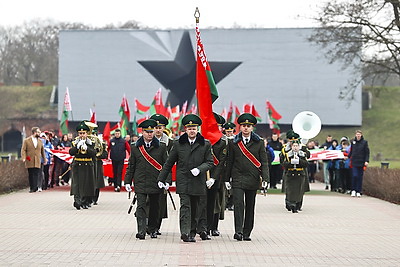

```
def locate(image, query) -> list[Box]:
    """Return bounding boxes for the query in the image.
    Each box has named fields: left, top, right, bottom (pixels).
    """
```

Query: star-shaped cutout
left=138, top=30, right=241, bottom=107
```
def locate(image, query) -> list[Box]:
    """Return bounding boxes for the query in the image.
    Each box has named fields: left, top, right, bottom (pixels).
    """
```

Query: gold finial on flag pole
left=194, top=7, right=200, bottom=23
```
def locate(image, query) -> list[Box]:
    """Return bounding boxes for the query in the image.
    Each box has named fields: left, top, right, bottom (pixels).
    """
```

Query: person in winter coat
left=225, top=113, right=270, bottom=241
left=124, top=119, right=168, bottom=239
left=157, top=114, right=213, bottom=243
left=348, top=130, right=369, bottom=197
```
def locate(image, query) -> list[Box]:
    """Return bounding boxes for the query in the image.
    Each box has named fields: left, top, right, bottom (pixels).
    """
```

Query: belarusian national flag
left=60, top=88, right=72, bottom=135
left=195, top=21, right=222, bottom=145
left=149, top=88, right=167, bottom=116
left=119, top=95, right=130, bottom=136
left=90, top=108, right=96, bottom=123
left=103, top=121, right=111, bottom=142
left=251, top=104, right=262, bottom=122
left=226, top=101, right=233, bottom=123
left=135, top=98, right=150, bottom=115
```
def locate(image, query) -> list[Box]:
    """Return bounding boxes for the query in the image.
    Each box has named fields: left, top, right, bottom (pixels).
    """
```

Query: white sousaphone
left=292, top=111, right=321, bottom=144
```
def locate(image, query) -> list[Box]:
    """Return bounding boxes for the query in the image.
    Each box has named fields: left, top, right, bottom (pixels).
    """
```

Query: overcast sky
left=0, top=0, right=327, bottom=28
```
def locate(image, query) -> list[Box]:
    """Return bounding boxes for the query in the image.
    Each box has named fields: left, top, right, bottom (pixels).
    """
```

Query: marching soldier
left=150, top=114, right=173, bottom=235
left=205, top=113, right=228, bottom=237
left=225, top=113, right=269, bottom=241
left=280, top=130, right=309, bottom=213
left=69, top=121, right=96, bottom=210
left=157, top=114, right=213, bottom=243
left=223, top=122, right=236, bottom=211
left=124, top=119, right=168, bottom=239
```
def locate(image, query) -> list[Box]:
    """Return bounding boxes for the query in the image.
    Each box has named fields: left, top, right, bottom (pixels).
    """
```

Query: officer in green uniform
left=206, top=113, right=228, bottom=237
left=69, top=121, right=96, bottom=210
left=124, top=119, right=168, bottom=240
left=158, top=114, right=214, bottom=243
left=150, top=113, right=173, bottom=235
left=280, top=130, right=309, bottom=213
left=225, top=113, right=269, bottom=241
left=223, top=122, right=236, bottom=211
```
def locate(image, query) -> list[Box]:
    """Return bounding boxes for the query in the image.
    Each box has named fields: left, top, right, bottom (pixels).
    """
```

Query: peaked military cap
left=150, top=114, right=169, bottom=126
left=223, top=122, right=236, bottom=131
left=237, top=113, right=257, bottom=125
left=213, top=112, right=226, bottom=125
left=76, top=121, right=90, bottom=132
left=182, top=114, right=202, bottom=127
left=286, top=129, right=300, bottom=141
left=138, top=119, right=157, bottom=132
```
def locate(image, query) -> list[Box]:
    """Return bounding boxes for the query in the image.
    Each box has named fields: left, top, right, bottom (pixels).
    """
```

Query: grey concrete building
left=58, top=28, right=361, bottom=126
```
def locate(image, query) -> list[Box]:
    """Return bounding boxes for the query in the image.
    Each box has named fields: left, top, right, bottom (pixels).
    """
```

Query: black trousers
left=28, top=168, right=40, bottom=192
left=112, top=160, right=124, bottom=188
left=233, top=188, right=257, bottom=237
left=270, top=164, right=282, bottom=187
left=207, top=186, right=218, bottom=231
left=136, top=193, right=160, bottom=234
left=179, top=194, right=202, bottom=236
left=43, top=164, right=50, bottom=189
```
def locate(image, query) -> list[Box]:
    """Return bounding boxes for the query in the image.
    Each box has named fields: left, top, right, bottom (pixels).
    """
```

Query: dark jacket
left=158, top=133, right=213, bottom=196
left=210, top=136, right=228, bottom=188
left=109, top=137, right=129, bottom=161
left=124, top=136, right=168, bottom=194
left=349, top=136, right=370, bottom=168
left=225, top=132, right=270, bottom=190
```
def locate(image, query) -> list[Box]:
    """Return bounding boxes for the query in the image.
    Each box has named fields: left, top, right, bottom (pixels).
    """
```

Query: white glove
left=225, top=182, right=232, bottom=190
left=298, top=150, right=305, bottom=157
left=206, top=178, right=215, bottom=188
left=158, top=181, right=165, bottom=189
left=262, top=181, right=267, bottom=188
left=291, top=157, right=299, bottom=165
left=77, top=139, right=85, bottom=149
left=125, top=184, right=132, bottom=192
left=81, top=142, right=88, bottom=151
left=190, top=168, right=200, bottom=176
left=164, top=182, right=170, bottom=190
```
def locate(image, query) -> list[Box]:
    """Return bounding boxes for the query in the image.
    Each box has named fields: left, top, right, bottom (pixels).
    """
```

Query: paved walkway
left=1, top=182, right=400, bottom=266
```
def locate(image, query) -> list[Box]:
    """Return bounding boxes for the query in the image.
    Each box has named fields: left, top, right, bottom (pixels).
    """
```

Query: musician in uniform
left=157, top=114, right=213, bottom=243
left=280, top=130, right=309, bottom=213
left=69, top=121, right=96, bottom=210
left=150, top=114, right=173, bottom=235
left=91, top=124, right=108, bottom=205
left=225, top=113, right=269, bottom=241
left=124, top=119, right=168, bottom=239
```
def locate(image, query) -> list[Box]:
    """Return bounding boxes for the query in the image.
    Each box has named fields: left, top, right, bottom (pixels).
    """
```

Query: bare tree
left=0, top=19, right=143, bottom=86
left=309, top=0, right=400, bottom=102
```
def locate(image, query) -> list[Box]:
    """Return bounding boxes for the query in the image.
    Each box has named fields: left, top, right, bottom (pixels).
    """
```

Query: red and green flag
left=195, top=20, right=222, bottom=145
left=60, top=88, right=72, bottom=135
left=135, top=98, right=150, bottom=115
left=118, top=95, right=130, bottom=136
left=149, top=88, right=167, bottom=116
left=266, top=100, right=282, bottom=134
left=226, top=101, right=233, bottom=123
left=251, top=104, right=262, bottom=122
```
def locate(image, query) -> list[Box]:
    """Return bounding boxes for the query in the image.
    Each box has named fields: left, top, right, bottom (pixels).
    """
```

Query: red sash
left=138, top=146, right=162, bottom=171
left=238, top=141, right=261, bottom=169
left=212, top=152, right=219, bottom=166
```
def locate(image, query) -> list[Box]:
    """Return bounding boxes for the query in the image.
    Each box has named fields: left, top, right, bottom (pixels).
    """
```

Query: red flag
left=103, top=122, right=111, bottom=142
left=243, top=103, right=252, bottom=113
left=195, top=21, right=222, bottom=145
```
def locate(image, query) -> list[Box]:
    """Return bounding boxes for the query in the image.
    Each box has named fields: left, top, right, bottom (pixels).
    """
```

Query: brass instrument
left=84, top=121, right=104, bottom=157
left=72, top=136, right=87, bottom=154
